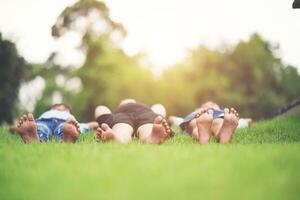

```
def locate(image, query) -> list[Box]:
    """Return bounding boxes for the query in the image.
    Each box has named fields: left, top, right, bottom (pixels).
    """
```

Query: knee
left=112, top=123, right=133, bottom=144
left=114, top=132, right=132, bottom=144
left=151, top=104, right=166, bottom=117
left=94, top=105, right=111, bottom=118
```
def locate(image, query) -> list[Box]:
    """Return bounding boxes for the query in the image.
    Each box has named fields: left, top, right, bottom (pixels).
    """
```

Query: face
left=201, top=102, right=220, bottom=110
left=51, top=105, right=70, bottom=112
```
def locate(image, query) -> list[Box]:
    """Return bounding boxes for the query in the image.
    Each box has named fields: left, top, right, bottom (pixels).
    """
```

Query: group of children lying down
left=10, top=99, right=252, bottom=144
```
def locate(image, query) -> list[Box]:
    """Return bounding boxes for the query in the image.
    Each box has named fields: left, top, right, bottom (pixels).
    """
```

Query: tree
left=159, top=33, right=299, bottom=119
left=50, top=0, right=155, bottom=120
left=0, top=33, right=28, bottom=123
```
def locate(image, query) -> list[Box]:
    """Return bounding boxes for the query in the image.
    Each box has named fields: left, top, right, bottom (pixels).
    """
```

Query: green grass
left=0, top=115, right=300, bottom=200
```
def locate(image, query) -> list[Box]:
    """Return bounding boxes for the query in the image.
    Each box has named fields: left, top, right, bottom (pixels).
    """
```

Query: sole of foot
left=17, top=113, right=39, bottom=143
left=195, top=109, right=213, bottom=144
left=63, top=118, right=80, bottom=143
left=95, top=123, right=114, bottom=142
left=151, top=116, right=171, bottom=144
left=217, top=108, right=239, bottom=144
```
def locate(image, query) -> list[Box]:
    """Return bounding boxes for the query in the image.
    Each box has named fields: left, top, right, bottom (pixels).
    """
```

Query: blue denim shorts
left=35, top=118, right=66, bottom=142
left=35, top=118, right=91, bottom=142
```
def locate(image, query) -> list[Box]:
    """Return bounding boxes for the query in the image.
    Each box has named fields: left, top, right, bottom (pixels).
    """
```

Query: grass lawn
left=0, top=115, right=300, bottom=200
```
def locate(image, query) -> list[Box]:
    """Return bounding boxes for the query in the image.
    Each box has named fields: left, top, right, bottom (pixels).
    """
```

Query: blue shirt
left=38, top=110, right=73, bottom=120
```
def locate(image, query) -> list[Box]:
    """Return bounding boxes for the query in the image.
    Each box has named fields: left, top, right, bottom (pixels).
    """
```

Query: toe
left=234, top=110, right=239, bottom=116
left=95, top=130, right=102, bottom=141
left=19, top=116, right=26, bottom=125
left=235, top=112, right=239, bottom=118
left=230, top=108, right=237, bottom=115
left=76, top=125, right=80, bottom=132
left=162, top=121, right=168, bottom=127
left=74, top=121, right=80, bottom=129
left=166, top=128, right=171, bottom=134
left=224, top=108, right=229, bottom=114
left=101, top=123, right=111, bottom=131
left=22, top=115, right=28, bottom=121
left=18, top=118, right=23, bottom=126
left=96, top=133, right=101, bottom=139
left=154, top=116, right=163, bottom=124
left=27, top=113, right=34, bottom=121
left=207, top=109, right=213, bottom=115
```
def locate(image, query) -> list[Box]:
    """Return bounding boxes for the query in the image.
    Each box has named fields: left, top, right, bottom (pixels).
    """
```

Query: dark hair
left=50, top=103, right=71, bottom=112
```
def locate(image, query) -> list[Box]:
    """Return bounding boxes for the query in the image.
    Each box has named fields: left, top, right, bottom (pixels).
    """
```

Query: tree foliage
left=158, top=34, right=300, bottom=118
left=0, top=34, right=28, bottom=123
left=15, top=0, right=300, bottom=122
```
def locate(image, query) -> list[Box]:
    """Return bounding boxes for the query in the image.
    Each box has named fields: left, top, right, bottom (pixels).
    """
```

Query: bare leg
left=151, top=104, right=167, bottom=118
left=137, top=116, right=171, bottom=144
left=87, top=121, right=99, bottom=130
left=94, top=105, right=112, bottom=119
left=245, top=118, right=253, bottom=126
left=195, top=109, right=213, bottom=144
left=185, top=109, right=213, bottom=144
left=217, top=108, right=239, bottom=144
left=96, top=123, right=133, bottom=144
left=186, top=119, right=199, bottom=140
left=211, top=118, right=224, bottom=137
left=63, top=117, right=81, bottom=143
left=16, top=113, right=39, bottom=143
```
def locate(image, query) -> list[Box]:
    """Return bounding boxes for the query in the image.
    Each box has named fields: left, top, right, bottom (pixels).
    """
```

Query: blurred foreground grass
left=0, top=115, right=300, bottom=200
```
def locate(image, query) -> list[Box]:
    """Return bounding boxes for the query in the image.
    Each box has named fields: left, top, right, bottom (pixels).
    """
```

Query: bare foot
left=63, top=117, right=80, bottom=143
left=151, top=116, right=171, bottom=144
left=17, top=113, right=39, bottom=143
left=245, top=118, right=253, bottom=126
left=95, top=123, right=114, bottom=142
left=195, top=109, right=213, bottom=144
left=217, top=108, right=239, bottom=144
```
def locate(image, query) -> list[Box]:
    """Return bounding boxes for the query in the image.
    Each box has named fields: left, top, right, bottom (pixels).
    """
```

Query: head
left=50, top=103, right=71, bottom=112
left=94, top=105, right=111, bottom=118
left=151, top=104, right=167, bottom=118
left=201, top=101, right=220, bottom=110
left=119, top=98, right=136, bottom=107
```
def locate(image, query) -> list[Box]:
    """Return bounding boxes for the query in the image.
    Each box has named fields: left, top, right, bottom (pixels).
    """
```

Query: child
left=95, top=99, right=173, bottom=144
left=14, top=103, right=98, bottom=143
left=170, top=101, right=244, bottom=144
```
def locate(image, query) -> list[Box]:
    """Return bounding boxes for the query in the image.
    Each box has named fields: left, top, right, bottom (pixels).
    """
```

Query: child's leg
left=78, top=122, right=98, bottom=133
left=63, top=118, right=81, bottom=143
left=137, top=116, right=171, bottom=144
left=96, top=123, right=134, bottom=144
left=16, top=113, right=40, bottom=143
left=185, top=109, right=213, bottom=144
left=211, top=118, right=224, bottom=137
left=217, top=108, right=239, bottom=144
left=195, top=109, right=213, bottom=144
left=94, top=105, right=112, bottom=119
left=185, top=119, right=198, bottom=140
left=87, top=122, right=99, bottom=130
left=54, top=117, right=80, bottom=143
left=151, top=104, right=167, bottom=118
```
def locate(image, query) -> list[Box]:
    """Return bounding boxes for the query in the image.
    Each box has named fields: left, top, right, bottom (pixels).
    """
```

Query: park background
left=1, top=1, right=300, bottom=200
left=0, top=0, right=300, bottom=123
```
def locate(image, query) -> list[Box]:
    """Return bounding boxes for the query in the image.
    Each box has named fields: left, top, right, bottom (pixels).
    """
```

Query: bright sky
left=0, top=0, right=300, bottom=72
